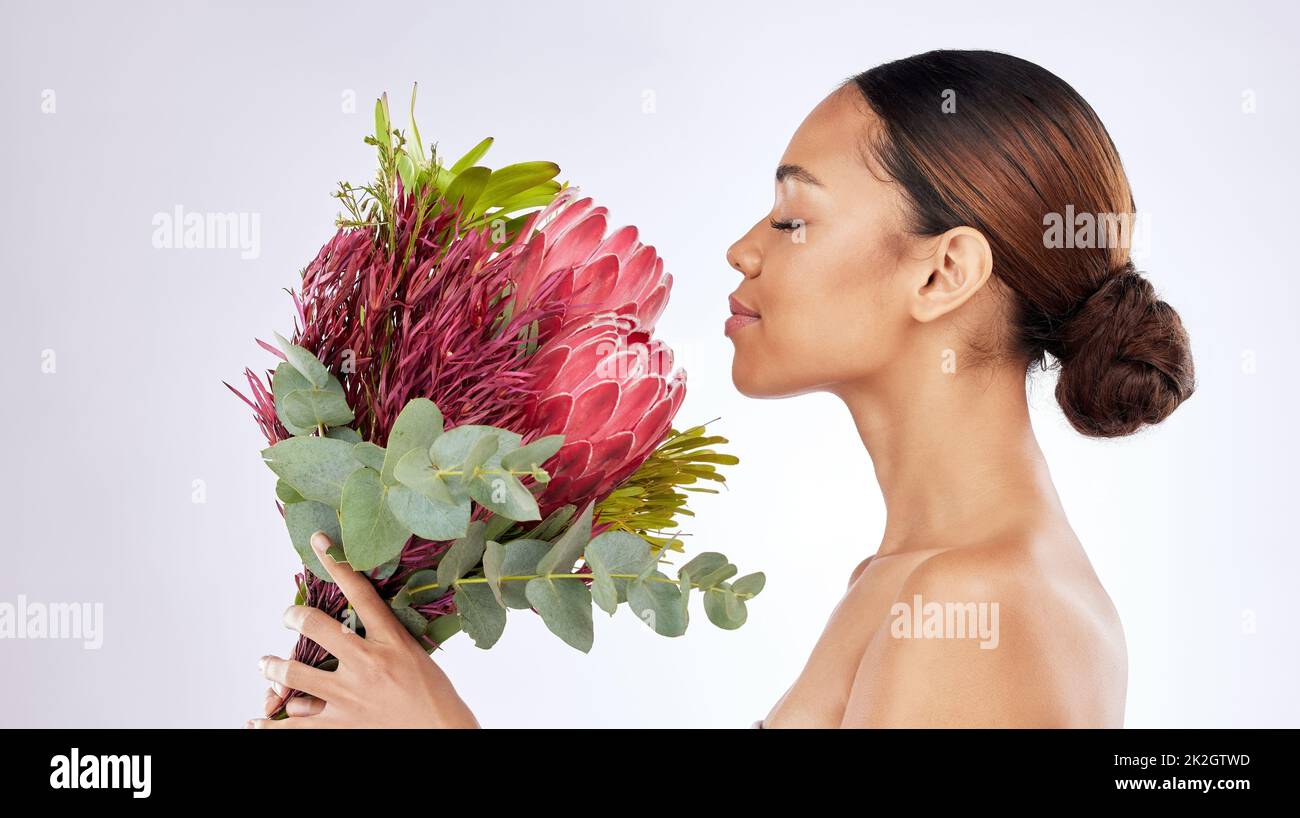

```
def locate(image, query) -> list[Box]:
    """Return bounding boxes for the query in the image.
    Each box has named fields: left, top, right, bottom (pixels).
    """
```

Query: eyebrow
left=775, top=163, right=824, bottom=187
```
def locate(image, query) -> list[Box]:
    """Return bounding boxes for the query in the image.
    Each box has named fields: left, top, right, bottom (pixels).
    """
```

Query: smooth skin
left=252, top=85, right=1127, bottom=729
left=724, top=86, right=1127, bottom=727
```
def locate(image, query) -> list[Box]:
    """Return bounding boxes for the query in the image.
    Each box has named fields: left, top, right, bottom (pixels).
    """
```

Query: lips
left=725, top=293, right=760, bottom=337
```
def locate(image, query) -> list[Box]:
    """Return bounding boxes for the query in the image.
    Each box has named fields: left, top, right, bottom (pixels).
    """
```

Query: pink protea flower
left=508, top=190, right=673, bottom=341
left=525, top=311, right=686, bottom=516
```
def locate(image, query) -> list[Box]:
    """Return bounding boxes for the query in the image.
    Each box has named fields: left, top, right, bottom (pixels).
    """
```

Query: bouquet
left=229, top=90, right=762, bottom=717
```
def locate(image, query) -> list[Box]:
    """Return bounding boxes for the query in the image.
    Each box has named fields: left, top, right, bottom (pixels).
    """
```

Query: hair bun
left=1054, top=263, right=1195, bottom=438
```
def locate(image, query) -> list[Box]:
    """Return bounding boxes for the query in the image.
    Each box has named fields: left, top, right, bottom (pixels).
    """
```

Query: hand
left=247, top=531, right=479, bottom=729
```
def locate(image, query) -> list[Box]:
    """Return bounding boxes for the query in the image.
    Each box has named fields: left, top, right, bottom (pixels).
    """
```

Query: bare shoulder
left=840, top=529, right=1128, bottom=727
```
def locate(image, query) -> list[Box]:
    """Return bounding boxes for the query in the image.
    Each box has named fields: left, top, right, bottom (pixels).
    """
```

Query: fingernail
left=258, top=655, right=268, bottom=674
left=310, top=531, right=330, bottom=556
left=282, top=605, right=304, bottom=629
left=271, top=681, right=285, bottom=696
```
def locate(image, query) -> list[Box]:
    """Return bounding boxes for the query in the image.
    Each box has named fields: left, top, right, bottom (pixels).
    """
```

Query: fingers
left=259, top=654, right=338, bottom=703
left=263, top=687, right=286, bottom=718
left=309, top=532, right=403, bottom=643
left=246, top=715, right=323, bottom=729
left=283, top=604, right=364, bottom=661
left=286, top=694, right=326, bottom=717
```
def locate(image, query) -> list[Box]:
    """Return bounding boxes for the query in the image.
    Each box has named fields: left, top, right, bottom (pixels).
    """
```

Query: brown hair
left=847, top=50, right=1194, bottom=437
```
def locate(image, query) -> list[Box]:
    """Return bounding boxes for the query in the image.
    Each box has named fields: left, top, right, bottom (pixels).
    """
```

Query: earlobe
left=909, top=227, right=994, bottom=323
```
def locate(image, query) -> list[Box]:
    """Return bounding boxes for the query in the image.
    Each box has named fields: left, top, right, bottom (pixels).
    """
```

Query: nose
left=726, top=228, right=761, bottom=279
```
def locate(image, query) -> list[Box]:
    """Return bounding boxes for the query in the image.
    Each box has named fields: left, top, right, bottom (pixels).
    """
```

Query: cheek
left=731, top=226, right=902, bottom=395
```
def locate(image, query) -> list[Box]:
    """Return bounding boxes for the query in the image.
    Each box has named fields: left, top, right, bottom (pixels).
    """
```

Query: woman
left=248, top=50, right=1194, bottom=729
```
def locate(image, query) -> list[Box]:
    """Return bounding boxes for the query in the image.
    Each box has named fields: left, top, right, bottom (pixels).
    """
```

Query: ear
left=908, top=227, right=994, bottom=323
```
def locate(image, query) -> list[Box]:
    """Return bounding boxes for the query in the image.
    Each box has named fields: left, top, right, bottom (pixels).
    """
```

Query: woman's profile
left=250, top=50, right=1194, bottom=729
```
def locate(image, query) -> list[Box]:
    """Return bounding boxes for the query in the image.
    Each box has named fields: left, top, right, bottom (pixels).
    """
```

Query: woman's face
left=725, top=88, right=918, bottom=399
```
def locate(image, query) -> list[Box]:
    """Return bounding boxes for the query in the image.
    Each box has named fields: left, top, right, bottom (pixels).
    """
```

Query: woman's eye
left=768, top=217, right=800, bottom=232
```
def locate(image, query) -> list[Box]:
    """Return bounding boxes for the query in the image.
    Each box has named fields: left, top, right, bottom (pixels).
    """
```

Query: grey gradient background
left=1, top=0, right=1296, bottom=727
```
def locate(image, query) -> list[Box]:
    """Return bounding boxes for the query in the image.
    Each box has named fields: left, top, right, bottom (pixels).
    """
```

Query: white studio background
left=1, top=0, right=1295, bottom=728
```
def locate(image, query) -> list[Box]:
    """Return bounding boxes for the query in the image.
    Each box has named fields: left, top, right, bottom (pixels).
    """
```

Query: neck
left=834, top=359, right=1063, bottom=556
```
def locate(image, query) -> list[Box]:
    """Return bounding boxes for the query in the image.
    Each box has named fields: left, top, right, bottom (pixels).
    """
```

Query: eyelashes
left=768, top=217, right=800, bottom=232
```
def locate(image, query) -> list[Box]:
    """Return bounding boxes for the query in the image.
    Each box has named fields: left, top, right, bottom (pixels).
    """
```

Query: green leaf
left=449, top=136, right=493, bottom=175
left=273, top=332, right=334, bottom=390
left=437, top=520, right=487, bottom=591
left=424, top=613, right=463, bottom=649
left=467, top=472, right=540, bottom=521
left=381, top=398, right=443, bottom=486
left=477, top=162, right=561, bottom=214
left=585, top=531, right=656, bottom=615
left=374, top=94, right=391, bottom=150
left=284, top=501, right=340, bottom=582
left=534, top=501, right=594, bottom=577
left=338, top=467, right=411, bottom=571
left=524, top=578, right=593, bottom=652
left=325, top=426, right=363, bottom=444
left=391, top=605, right=428, bottom=639
left=271, top=363, right=315, bottom=436
left=482, top=513, right=515, bottom=542
left=482, top=540, right=506, bottom=608
left=393, top=447, right=457, bottom=504
left=703, top=584, right=748, bottom=630
left=351, top=441, right=386, bottom=472
left=275, top=479, right=305, bottom=505
left=680, top=552, right=728, bottom=581
left=627, top=571, right=687, bottom=637
left=732, top=572, right=766, bottom=598
left=697, top=562, right=738, bottom=590
left=402, top=569, right=442, bottom=604
left=500, top=434, right=564, bottom=472
left=443, top=166, right=490, bottom=214
left=497, top=539, right=552, bottom=609
left=387, top=484, right=470, bottom=541
left=281, top=387, right=354, bottom=429
left=458, top=433, right=500, bottom=489
left=455, top=583, right=506, bottom=649
left=262, top=436, right=361, bottom=508
left=524, top=505, right=575, bottom=541
left=430, top=425, right=521, bottom=471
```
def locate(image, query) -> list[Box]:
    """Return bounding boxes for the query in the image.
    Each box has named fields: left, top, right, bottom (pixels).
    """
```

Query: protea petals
left=507, top=189, right=674, bottom=338
left=524, top=311, right=686, bottom=515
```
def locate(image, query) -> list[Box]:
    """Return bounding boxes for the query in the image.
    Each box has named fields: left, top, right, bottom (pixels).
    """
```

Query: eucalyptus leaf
left=281, top=387, right=354, bottom=429
left=500, top=434, right=564, bottom=472
left=482, top=513, right=515, bottom=542
left=351, top=441, right=386, bottom=472
left=284, top=501, right=340, bottom=582
left=338, top=467, right=411, bottom=571
left=534, top=501, right=594, bottom=577
left=524, top=505, right=575, bottom=542
left=703, top=585, right=748, bottom=630
left=325, top=426, right=363, bottom=444
left=275, top=479, right=305, bottom=505
left=627, top=571, right=687, bottom=637
left=497, top=539, right=552, bottom=609
left=430, top=425, right=521, bottom=471
left=455, top=583, right=506, bottom=649
left=437, top=520, right=487, bottom=591
left=403, top=569, right=443, bottom=605
left=271, top=362, right=315, bottom=436
left=697, top=563, right=738, bottom=590
left=394, top=447, right=457, bottom=504
left=524, top=577, right=594, bottom=653
left=391, top=605, right=428, bottom=639
left=482, top=539, right=506, bottom=608
left=273, top=331, right=335, bottom=390
left=262, top=436, right=361, bottom=508
left=680, top=552, right=728, bottom=582
left=382, top=398, right=443, bottom=486
left=387, top=484, right=470, bottom=541
left=468, top=472, right=540, bottom=521
left=732, top=572, right=766, bottom=599
left=585, top=531, right=656, bottom=615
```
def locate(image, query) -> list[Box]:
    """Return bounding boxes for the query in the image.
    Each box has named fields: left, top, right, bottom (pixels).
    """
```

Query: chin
left=730, top=356, right=798, bottom=399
